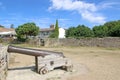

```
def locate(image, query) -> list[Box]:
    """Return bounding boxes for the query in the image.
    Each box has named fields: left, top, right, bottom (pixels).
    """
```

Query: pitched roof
left=0, top=27, right=15, bottom=32
left=0, top=27, right=16, bottom=35
left=40, top=28, right=55, bottom=32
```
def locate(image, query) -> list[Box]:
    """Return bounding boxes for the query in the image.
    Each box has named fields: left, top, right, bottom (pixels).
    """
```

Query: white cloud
left=49, top=0, right=97, bottom=11
left=49, top=0, right=106, bottom=24
left=98, top=1, right=120, bottom=9
left=80, top=11, right=105, bottom=24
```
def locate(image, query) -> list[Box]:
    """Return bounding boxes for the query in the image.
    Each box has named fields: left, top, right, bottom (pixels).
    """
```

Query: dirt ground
left=6, top=47, right=120, bottom=80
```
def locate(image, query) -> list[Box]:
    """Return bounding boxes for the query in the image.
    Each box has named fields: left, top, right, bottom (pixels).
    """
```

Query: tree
left=93, top=25, right=108, bottom=37
left=65, top=27, right=76, bottom=38
left=92, top=20, right=120, bottom=37
left=49, top=20, right=59, bottom=38
left=109, top=24, right=120, bottom=37
left=15, top=22, right=39, bottom=41
left=66, top=25, right=94, bottom=38
left=105, top=20, right=120, bottom=36
left=76, top=25, right=94, bottom=37
left=55, top=19, right=59, bottom=38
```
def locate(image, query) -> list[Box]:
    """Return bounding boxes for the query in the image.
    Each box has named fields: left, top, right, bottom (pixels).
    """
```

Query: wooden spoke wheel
left=39, top=67, right=48, bottom=75
left=66, top=65, right=73, bottom=72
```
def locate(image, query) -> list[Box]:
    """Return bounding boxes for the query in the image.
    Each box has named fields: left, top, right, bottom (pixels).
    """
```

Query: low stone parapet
left=0, top=46, right=8, bottom=80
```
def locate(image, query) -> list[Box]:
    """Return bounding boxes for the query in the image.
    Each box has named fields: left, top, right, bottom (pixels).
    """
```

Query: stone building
left=39, top=25, right=66, bottom=39
left=0, top=27, right=16, bottom=38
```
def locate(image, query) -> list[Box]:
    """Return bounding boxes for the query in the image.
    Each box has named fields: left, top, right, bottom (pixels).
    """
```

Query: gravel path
left=7, top=63, right=88, bottom=80
left=6, top=47, right=120, bottom=80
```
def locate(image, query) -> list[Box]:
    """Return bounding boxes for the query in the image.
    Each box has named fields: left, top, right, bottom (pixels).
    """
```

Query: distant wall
left=8, top=37, right=120, bottom=48
left=0, top=46, right=8, bottom=80
left=44, top=37, right=120, bottom=48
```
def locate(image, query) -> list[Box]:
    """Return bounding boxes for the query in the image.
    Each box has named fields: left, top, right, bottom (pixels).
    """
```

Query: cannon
left=7, top=45, right=73, bottom=74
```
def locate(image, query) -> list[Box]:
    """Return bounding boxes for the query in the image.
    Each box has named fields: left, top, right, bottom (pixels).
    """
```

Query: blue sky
left=0, top=0, right=120, bottom=29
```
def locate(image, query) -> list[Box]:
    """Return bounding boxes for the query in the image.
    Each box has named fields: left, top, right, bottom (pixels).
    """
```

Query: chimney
left=50, top=24, right=54, bottom=29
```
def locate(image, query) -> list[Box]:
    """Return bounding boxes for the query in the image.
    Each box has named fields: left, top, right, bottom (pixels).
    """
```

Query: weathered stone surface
left=44, top=37, right=120, bottom=48
left=0, top=46, right=8, bottom=80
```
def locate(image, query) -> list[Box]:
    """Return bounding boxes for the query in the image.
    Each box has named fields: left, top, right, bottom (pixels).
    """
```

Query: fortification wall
left=44, top=37, right=120, bottom=48
left=0, top=46, right=8, bottom=80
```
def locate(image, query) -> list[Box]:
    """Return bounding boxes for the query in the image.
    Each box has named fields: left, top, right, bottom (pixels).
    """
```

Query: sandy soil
left=7, top=47, right=120, bottom=80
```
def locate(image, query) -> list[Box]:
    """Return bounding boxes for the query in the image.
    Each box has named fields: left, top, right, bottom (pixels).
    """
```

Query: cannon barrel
left=7, top=45, right=64, bottom=57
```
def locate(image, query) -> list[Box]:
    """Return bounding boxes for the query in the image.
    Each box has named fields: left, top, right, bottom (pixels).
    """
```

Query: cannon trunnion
left=7, top=45, right=73, bottom=74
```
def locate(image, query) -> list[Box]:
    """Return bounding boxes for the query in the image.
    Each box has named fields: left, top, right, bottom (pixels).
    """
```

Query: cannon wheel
left=39, top=67, right=48, bottom=75
left=66, top=65, right=73, bottom=72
